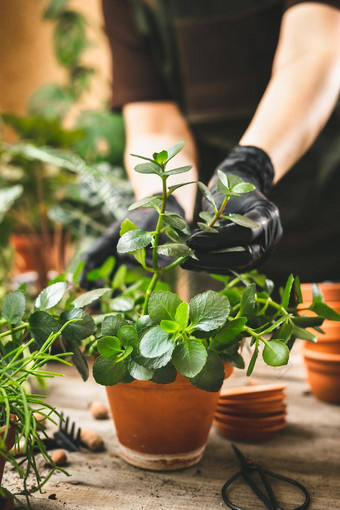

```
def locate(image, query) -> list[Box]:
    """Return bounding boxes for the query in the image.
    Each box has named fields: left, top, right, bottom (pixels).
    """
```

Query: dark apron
left=129, top=0, right=340, bottom=285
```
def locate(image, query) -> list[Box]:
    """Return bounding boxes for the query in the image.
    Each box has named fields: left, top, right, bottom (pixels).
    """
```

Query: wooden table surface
left=6, top=347, right=340, bottom=510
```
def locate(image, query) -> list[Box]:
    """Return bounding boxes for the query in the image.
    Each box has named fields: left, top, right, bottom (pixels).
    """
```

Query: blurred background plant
left=0, top=0, right=132, bottom=291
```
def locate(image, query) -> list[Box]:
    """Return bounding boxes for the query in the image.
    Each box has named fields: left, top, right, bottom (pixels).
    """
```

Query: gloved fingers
left=181, top=244, right=263, bottom=274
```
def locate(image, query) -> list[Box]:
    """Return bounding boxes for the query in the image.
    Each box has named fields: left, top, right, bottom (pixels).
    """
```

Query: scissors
left=221, top=444, right=310, bottom=510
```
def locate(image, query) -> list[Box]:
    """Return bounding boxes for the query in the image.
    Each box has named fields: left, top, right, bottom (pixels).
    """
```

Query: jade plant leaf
left=134, top=162, right=163, bottom=176
left=70, top=343, right=89, bottom=382
left=172, top=339, right=207, bottom=378
left=110, top=297, right=135, bottom=312
left=29, top=311, right=60, bottom=350
left=198, top=182, right=216, bottom=211
left=175, top=302, right=190, bottom=330
left=189, top=351, right=225, bottom=392
left=166, top=140, right=185, bottom=161
left=102, top=316, right=128, bottom=337
left=128, top=360, right=154, bottom=381
left=262, top=340, right=289, bottom=366
left=72, top=288, right=111, bottom=308
left=97, top=336, right=122, bottom=357
left=310, top=302, right=340, bottom=321
left=92, top=356, right=127, bottom=386
left=152, top=363, right=177, bottom=384
left=156, top=243, right=192, bottom=258
left=117, top=325, right=139, bottom=349
left=162, top=212, right=188, bottom=232
left=220, top=351, right=245, bottom=369
left=136, top=315, right=155, bottom=333
left=226, top=214, right=259, bottom=229
left=292, top=325, right=317, bottom=342
left=160, top=320, right=179, bottom=333
left=148, top=291, right=182, bottom=322
left=117, top=229, right=152, bottom=253
left=213, top=317, right=247, bottom=344
left=60, top=308, right=95, bottom=342
left=35, top=284, right=68, bottom=311
left=2, top=290, right=26, bottom=325
left=139, top=326, right=174, bottom=358
left=139, top=349, right=173, bottom=369
left=280, top=274, right=294, bottom=309
left=189, top=291, right=230, bottom=332
left=239, top=284, right=256, bottom=318
left=164, top=165, right=192, bottom=176
left=128, top=196, right=161, bottom=211
left=247, top=343, right=259, bottom=376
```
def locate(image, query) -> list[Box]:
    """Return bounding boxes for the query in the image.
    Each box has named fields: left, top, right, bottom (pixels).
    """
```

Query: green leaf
left=72, top=288, right=111, bottom=308
left=128, top=196, right=162, bottom=211
left=175, top=302, right=190, bottom=330
left=197, top=182, right=216, bottom=210
left=310, top=302, right=340, bottom=321
left=294, top=276, right=303, bottom=304
left=156, top=243, right=192, bottom=258
left=136, top=315, right=154, bottom=333
left=134, top=162, right=162, bottom=176
left=162, top=212, right=189, bottom=232
left=213, top=317, right=247, bottom=344
left=189, top=291, right=230, bottom=332
left=110, top=296, right=135, bottom=312
left=29, top=311, right=60, bottom=350
left=227, top=214, right=259, bottom=229
left=28, top=84, right=74, bottom=121
left=97, top=336, right=122, bottom=357
left=217, top=170, right=230, bottom=189
left=35, top=282, right=68, bottom=310
left=168, top=181, right=196, bottom=194
left=102, top=315, right=128, bottom=336
left=281, top=274, right=294, bottom=309
left=73, top=260, right=85, bottom=285
left=272, top=321, right=293, bottom=342
left=120, top=218, right=137, bottom=236
left=92, top=356, right=127, bottom=386
left=292, top=325, right=317, bottom=342
left=117, top=229, right=152, bottom=253
left=152, top=363, right=177, bottom=384
left=247, top=343, right=259, bottom=376
left=154, top=150, right=168, bottom=164
left=160, top=320, right=179, bottom=333
left=87, top=257, right=115, bottom=283
left=70, top=343, right=89, bottom=381
left=165, top=165, right=192, bottom=176
left=43, top=0, right=70, bottom=19
left=112, top=265, right=127, bottom=290
left=292, top=316, right=324, bottom=328
left=139, top=326, right=173, bottom=358
left=139, top=349, right=173, bottom=369
left=172, top=339, right=207, bottom=378
left=0, top=185, right=23, bottom=222
left=189, top=351, right=225, bottom=392
left=148, top=291, right=182, bottom=322
left=128, top=360, right=154, bottom=381
left=312, top=283, right=323, bottom=302
left=199, top=211, right=215, bottom=223
left=60, top=308, right=96, bottom=342
left=54, top=11, right=87, bottom=68
left=240, top=284, right=256, bottom=318
left=263, top=340, right=289, bottom=366
left=117, top=325, right=139, bottom=349
left=232, top=182, right=255, bottom=194
left=220, top=352, right=245, bottom=369
left=197, top=222, right=218, bottom=233
left=2, top=290, right=26, bottom=324
left=166, top=140, right=185, bottom=161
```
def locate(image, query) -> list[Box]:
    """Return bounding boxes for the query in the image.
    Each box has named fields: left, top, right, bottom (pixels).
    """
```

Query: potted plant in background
left=62, top=141, right=339, bottom=470
left=0, top=287, right=83, bottom=509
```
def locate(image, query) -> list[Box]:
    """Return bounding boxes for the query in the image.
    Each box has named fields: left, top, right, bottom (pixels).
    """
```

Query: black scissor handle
left=221, top=469, right=310, bottom=510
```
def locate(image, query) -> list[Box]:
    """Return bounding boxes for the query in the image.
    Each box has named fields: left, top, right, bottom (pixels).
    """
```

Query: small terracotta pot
left=300, top=282, right=340, bottom=303
left=106, top=365, right=233, bottom=471
left=303, top=349, right=340, bottom=404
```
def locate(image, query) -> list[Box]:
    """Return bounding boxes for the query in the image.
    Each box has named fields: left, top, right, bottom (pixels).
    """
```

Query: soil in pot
left=303, top=349, right=340, bottom=404
left=106, top=365, right=233, bottom=471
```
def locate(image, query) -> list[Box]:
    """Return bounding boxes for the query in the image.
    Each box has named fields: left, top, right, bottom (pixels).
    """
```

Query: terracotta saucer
left=217, top=393, right=287, bottom=409
left=219, top=384, right=287, bottom=400
left=214, top=411, right=287, bottom=429
left=214, top=419, right=287, bottom=442
left=215, top=403, right=287, bottom=418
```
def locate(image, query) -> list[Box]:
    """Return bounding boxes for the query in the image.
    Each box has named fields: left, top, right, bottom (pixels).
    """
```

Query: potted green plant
left=69, top=141, right=339, bottom=470
left=0, top=283, right=94, bottom=509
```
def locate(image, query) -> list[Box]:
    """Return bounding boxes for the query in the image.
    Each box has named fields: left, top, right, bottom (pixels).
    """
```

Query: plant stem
left=0, top=322, right=29, bottom=339
left=209, top=196, right=229, bottom=227
left=143, top=273, right=159, bottom=314
left=152, top=176, right=167, bottom=270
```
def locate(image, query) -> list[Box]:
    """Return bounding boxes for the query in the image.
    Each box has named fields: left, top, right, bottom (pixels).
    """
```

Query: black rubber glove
left=79, top=195, right=185, bottom=289
left=181, top=145, right=282, bottom=274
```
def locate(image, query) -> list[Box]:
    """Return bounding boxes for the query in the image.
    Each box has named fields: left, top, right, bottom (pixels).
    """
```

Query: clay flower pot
left=106, top=365, right=233, bottom=471
left=303, top=349, right=340, bottom=404
left=304, top=321, right=340, bottom=354
left=300, top=282, right=340, bottom=303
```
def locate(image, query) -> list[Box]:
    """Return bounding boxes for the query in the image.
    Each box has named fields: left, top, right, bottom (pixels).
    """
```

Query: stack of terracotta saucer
left=214, top=384, right=287, bottom=442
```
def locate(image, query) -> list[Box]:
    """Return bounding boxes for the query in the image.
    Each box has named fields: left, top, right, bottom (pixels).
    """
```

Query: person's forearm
left=240, top=3, right=340, bottom=182
left=123, top=102, right=198, bottom=222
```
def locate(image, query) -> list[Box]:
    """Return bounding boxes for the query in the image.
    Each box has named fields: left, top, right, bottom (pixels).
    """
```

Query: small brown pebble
left=80, top=428, right=105, bottom=451
left=34, top=412, right=47, bottom=426
left=51, top=449, right=68, bottom=466
left=88, top=401, right=109, bottom=420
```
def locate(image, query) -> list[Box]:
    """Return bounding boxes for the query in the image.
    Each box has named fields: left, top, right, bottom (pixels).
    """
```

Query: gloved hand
left=79, top=195, right=185, bottom=289
left=181, top=145, right=282, bottom=274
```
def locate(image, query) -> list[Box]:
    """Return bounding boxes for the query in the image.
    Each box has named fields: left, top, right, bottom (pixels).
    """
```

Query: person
left=80, top=0, right=340, bottom=288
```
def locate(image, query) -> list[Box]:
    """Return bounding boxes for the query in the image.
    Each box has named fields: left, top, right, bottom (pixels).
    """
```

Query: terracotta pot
left=300, top=282, right=340, bottom=303
left=0, top=419, right=16, bottom=509
left=303, top=349, right=340, bottom=404
left=106, top=364, right=233, bottom=471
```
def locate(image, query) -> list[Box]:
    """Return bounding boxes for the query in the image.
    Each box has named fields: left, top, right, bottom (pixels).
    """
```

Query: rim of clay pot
left=303, top=349, right=340, bottom=363
left=300, top=282, right=340, bottom=302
